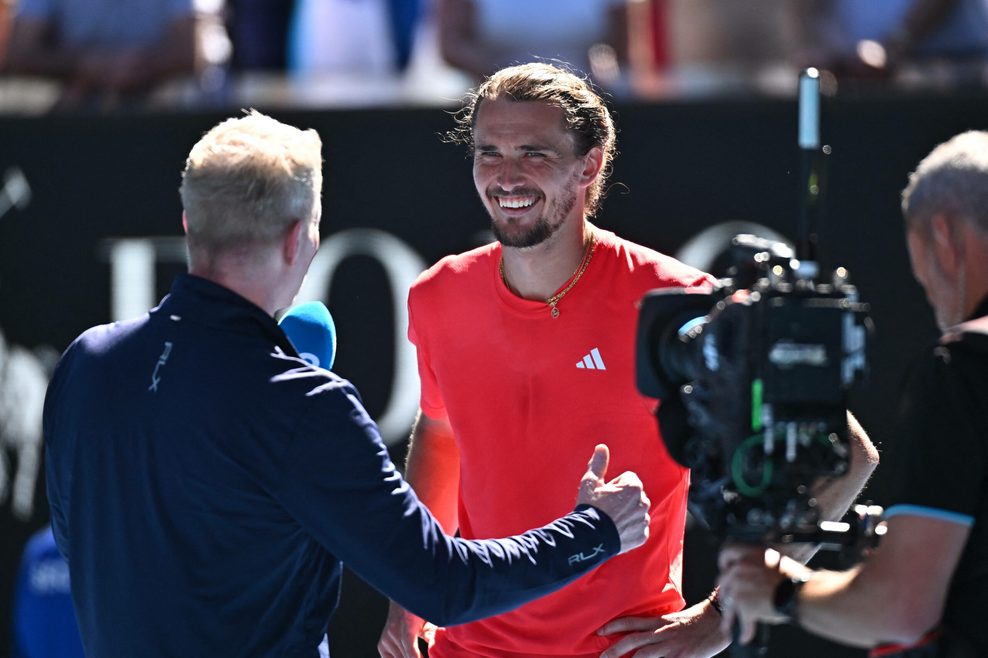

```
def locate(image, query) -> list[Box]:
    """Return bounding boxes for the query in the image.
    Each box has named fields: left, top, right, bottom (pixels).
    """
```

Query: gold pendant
left=551, top=306, right=560, bottom=318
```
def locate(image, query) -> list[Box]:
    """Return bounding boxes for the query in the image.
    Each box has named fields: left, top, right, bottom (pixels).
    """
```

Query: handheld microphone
left=278, top=301, right=337, bottom=370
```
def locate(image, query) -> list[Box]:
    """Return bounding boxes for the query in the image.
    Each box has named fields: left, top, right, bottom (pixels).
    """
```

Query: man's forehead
left=473, top=97, right=570, bottom=142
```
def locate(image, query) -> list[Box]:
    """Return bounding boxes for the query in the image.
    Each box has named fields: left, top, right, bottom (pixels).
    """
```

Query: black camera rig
left=635, top=70, right=882, bottom=549
left=634, top=66, right=889, bottom=658
left=636, top=234, right=872, bottom=544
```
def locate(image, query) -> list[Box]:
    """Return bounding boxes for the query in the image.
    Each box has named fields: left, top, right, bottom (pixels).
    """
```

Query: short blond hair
left=179, top=110, right=323, bottom=254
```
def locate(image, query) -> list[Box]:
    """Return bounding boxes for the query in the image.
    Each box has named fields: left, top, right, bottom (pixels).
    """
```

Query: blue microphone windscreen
left=278, top=301, right=337, bottom=370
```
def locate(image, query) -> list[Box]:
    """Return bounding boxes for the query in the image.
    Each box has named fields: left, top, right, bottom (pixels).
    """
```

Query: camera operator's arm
left=718, top=513, right=968, bottom=647
left=781, top=411, right=879, bottom=564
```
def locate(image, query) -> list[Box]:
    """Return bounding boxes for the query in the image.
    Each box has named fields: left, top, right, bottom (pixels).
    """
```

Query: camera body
left=636, top=236, right=871, bottom=542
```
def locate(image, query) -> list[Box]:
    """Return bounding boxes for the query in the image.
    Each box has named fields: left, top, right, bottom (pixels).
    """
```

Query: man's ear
left=181, top=211, right=189, bottom=235
left=930, top=213, right=963, bottom=277
left=282, top=220, right=305, bottom=265
left=579, top=147, right=605, bottom=187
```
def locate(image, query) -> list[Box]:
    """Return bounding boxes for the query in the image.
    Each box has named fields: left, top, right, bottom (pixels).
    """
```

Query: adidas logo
left=576, top=347, right=606, bottom=370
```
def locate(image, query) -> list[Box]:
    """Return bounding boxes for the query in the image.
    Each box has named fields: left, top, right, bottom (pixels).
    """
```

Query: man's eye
left=476, top=151, right=500, bottom=158
left=525, top=152, right=547, bottom=158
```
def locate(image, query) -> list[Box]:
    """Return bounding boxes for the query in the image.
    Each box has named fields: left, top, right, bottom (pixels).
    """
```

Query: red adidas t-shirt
left=407, top=229, right=712, bottom=657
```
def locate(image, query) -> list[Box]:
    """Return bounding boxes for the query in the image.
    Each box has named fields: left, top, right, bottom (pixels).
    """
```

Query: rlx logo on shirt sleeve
left=148, top=341, right=173, bottom=393
left=567, top=543, right=606, bottom=566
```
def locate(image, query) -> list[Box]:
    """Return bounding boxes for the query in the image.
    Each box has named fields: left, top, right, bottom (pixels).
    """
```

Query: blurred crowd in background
left=0, top=0, right=987, bottom=113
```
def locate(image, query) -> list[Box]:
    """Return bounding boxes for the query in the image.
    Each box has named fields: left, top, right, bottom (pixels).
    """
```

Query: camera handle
left=725, top=506, right=884, bottom=656
left=731, top=620, right=770, bottom=657
left=722, top=535, right=772, bottom=658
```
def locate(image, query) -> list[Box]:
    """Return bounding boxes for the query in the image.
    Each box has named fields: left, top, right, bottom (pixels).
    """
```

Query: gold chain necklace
left=499, top=234, right=597, bottom=319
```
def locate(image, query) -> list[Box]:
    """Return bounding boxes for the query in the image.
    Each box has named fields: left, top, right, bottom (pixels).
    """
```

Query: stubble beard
left=489, top=186, right=578, bottom=249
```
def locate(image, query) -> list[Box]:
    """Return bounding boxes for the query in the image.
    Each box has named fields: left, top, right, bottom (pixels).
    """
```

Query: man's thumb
left=586, top=443, right=610, bottom=482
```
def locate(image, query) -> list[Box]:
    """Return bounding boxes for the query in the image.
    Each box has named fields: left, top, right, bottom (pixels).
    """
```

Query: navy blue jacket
left=44, top=274, right=620, bottom=658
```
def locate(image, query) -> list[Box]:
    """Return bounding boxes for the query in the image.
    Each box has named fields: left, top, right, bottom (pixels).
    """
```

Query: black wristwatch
left=773, top=574, right=808, bottom=621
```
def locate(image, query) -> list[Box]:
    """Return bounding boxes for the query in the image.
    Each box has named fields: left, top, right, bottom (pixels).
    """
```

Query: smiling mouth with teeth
left=497, top=196, right=538, bottom=209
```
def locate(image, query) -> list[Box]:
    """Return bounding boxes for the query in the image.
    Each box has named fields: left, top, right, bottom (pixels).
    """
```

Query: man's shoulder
left=411, top=243, right=497, bottom=294
left=270, top=352, right=354, bottom=396
left=928, top=318, right=988, bottom=385
left=59, top=315, right=148, bottom=366
left=597, top=229, right=713, bottom=289
left=268, top=352, right=370, bottom=420
left=898, top=328, right=988, bottom=412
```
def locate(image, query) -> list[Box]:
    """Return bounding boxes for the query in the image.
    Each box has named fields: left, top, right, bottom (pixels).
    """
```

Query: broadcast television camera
left=635, top=234, right=876, bottom=546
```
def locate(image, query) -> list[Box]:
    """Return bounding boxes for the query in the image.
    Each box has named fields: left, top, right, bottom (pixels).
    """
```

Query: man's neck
left=189, top=253, right=285, bottom=316
left=500, top=220, right=594, bottom=301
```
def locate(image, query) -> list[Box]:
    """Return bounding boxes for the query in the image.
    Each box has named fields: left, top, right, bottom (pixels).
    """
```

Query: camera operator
left=717, top=130, right=988, bottom=657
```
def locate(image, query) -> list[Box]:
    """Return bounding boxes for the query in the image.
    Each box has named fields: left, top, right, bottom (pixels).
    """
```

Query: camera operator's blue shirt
left=43, top=273, right=619, bottom=658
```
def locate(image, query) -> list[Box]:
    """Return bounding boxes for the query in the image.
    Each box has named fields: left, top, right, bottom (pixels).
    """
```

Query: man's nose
left=496, top=158, right=526, bottom=190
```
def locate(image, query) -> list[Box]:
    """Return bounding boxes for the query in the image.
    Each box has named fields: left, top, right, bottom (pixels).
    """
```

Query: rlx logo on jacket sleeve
left=148, top=341, right=173, bottom=393
left=567, top=543, right=606, bottom=566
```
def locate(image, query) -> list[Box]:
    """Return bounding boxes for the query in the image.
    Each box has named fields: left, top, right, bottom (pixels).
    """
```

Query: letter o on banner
left=298, top=229, right=427, bottom=446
